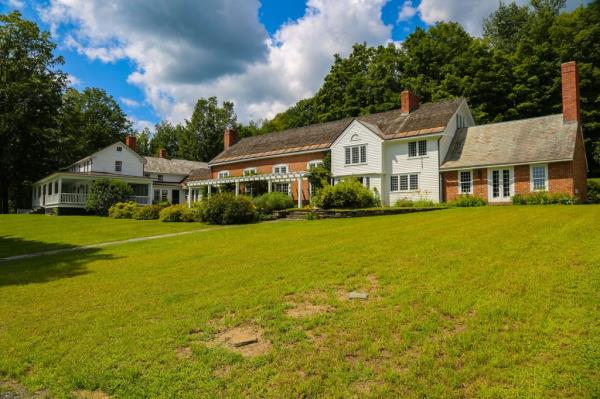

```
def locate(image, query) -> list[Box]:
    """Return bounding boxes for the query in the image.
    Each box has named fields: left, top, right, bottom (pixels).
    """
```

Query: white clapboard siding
left=383, top=138, right=440, bottom=205
left=91, top=143, right=145, bottom=177
left=439, top=100, right=475, bottom=162
left=331, top=120, right=384, bottom=176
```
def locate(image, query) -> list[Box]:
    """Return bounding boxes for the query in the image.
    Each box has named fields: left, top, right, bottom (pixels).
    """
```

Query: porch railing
left=61, top=193, right=88, bottom=204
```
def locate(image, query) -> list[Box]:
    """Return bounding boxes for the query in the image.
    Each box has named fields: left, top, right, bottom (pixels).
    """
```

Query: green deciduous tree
left=86, top=178, right=134, bottom=216
left=0, top=11, right=67, bottom=213
left=150, top=121, right=182, bottom=157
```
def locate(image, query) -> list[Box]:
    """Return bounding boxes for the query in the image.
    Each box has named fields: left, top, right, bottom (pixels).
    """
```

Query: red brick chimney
left=159, top=148, right=167, bottom=158
left=561, top=61, right=580, bottom=124
left=401, top=90, right=420, bottom=113
left=224, top=128, right=238, bottom=150
left=125, top=135, right=137, bottom=151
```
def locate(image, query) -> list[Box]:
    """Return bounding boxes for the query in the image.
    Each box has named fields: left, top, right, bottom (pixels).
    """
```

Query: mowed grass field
left=1, top=206, right=599, bottom=398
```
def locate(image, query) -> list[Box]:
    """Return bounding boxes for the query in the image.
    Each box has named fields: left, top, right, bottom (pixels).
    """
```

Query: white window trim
left=272, top=164, right=289, bottom=174
left=307, top=160, right=323, bottom=170
left=218, top=170, right=230, bottom=178
left=458, top=169, right=473, bottom=194
left=243, top=167, right=257, bottom=176
left=530, top=164, right=549, bottom=192
left=408, top=140, right=428, bottom=158
left=390, top=173, right=419, bottom=192
left=344, top=144, right=367, bottom=166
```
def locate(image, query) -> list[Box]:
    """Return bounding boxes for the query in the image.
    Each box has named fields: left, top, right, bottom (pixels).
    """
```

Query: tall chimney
left=159, top=148, right=167, bottom=158
left=125, top=135, right=137, bottom=151
left=401, top=90, right=420, bottom=113
left=561, top=61, right=580, bottom=124
left=224, top=128, right=238, bottom=150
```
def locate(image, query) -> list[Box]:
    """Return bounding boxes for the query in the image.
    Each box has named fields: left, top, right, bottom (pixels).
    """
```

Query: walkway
left=0, top=227, right=231, bottom=262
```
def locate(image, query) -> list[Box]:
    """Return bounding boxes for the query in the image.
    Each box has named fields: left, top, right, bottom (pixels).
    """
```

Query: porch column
left=58, top=177, right=62, bottom=204
left=297, top=176, right=302, bottom=208
left=208, top=184, right=212, bottom=198
left=268, top=179, right=272, bottom=193
left=235, top=181, right=240, bottom=197
left=188, top=187, right=192, bottom=207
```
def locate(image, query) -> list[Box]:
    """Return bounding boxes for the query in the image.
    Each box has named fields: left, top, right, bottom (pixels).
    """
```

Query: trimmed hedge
left=253, top=192, right=294, bottom=213
left=133, top=204, right=162, bottom=220
left=203, top=193, right=256, bottom=225
left=108, top=201, right=139, bottom=219
left=512, top=192, right=577, bottom=205
left=159, top=204, right=203, bottom=222
left=311, top=179, right=380, bottom=209
left=395, top=199, right=440, bottom=208
left=447, top=195, right=487, bottom=207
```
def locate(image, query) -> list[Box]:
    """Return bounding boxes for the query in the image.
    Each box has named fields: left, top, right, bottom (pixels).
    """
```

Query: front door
left=489, top=168, right=512, bottom=201
left=172, top=190, right=180, bottom=204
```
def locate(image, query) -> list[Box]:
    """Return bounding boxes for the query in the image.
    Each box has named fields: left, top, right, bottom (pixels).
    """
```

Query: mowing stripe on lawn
left=0, top=226, right=233, bottom=262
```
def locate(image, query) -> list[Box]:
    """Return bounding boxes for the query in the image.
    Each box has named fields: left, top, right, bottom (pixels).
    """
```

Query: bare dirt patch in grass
left=175, top=346, right=192, bottom=360
left=0, top=380, right=49, bottom=399
left=74, top=389, right=111, bottom=399
left=207, top=324, right=271, bottom=357
left=212, top=364, right=232, bottom=378
left=286, top=303, right=334, bottom=318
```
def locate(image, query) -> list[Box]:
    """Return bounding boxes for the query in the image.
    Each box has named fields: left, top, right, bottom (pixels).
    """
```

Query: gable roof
left=143, top=156, right=208, bottom=175
left=211, top=98, right=464, bottom=164
left=440, top=114, right=578, bottom=170
left=65, top=141, right=146, bottom=169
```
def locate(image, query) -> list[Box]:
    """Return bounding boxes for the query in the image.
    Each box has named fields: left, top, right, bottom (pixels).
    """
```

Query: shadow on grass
left=0, top=236, right=117, bottom=287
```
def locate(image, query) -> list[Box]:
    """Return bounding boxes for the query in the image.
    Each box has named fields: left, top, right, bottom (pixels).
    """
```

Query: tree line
left=2, top=0, right=599, bottom=212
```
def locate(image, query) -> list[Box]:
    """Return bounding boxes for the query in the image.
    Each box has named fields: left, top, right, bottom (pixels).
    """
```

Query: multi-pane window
left=391, top=174, right=418, bottom=191
left=244, top=168, right=257, bottom=176
left=531, top=165, right=547, bottom=191
left=408, top=140, right=427, bottom=157
left=307, top=160, right=323, bottom=170
left=218, top=171, right=230, bottom=178
left=273, top=183, right=289, bottom=194
left=459, top=170, right=472, bottom=194
left=273, top=165, right=288, bottom=174
left=345, top=145, right=366, bottom=165
left=116, top=146, right=122, bottom=151
left=115, top=160, right=122, bottom=172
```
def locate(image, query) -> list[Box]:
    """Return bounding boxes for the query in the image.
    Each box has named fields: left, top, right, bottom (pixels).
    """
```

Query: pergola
left=186, top=171, right=308, bottom=208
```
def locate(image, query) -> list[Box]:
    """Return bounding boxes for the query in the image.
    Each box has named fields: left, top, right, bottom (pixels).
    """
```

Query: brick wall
left=514, top=165, right=530, bottom=194
left=442, top=169, right=487, bottom=202
left=572, top=129, right=588, bottom=200
left=210, top=151, right=326, bottom=203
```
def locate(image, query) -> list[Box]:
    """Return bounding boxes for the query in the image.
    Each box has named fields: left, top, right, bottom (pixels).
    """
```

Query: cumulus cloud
left=120, top=97, right=141, bottom=108
left=40, top=0, right=392, bottom=123
left=416, top=0, right=589, bottom=36
left=129, top=117, right=155, bottom=133
left=397, top=0, right=417, bottom=22
left=66, top=73, right=81, bottom=86
left=4, top=0, right=25, bottom=9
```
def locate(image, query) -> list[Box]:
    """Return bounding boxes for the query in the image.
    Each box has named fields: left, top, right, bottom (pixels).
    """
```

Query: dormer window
left=115, top=160, right=122, bottom=172
left=116, top=146, right=122, bottom=151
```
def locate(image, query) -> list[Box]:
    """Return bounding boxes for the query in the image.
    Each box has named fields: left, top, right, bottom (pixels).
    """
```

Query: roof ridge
left=469, top=114, right=563, bottom=129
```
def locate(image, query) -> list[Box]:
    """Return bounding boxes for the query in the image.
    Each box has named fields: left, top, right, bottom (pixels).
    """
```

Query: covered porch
left=186, top=171, right=309, bottom=208
left=32, top=173, right=153, bottom=209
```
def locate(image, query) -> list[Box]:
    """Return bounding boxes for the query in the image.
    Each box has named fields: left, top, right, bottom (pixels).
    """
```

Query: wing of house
left=31, top=137, right=209, bottom=210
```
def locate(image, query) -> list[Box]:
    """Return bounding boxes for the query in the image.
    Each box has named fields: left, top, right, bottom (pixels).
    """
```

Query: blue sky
left=0, top=0, right=586, bottom=131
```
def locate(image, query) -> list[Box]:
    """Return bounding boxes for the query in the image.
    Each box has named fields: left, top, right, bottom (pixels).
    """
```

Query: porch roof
left=34, top=171, right=153, bottom=185
left=187, top=171, right=307, bottom=187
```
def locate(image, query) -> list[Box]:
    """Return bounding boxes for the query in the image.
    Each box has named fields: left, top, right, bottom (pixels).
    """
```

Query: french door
left=489, top=168, right=512, bottom=201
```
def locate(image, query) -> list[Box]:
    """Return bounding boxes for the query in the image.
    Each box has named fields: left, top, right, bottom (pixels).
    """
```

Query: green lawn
left=0, top=215, right=208, bottom=258
left=1, top=207, right=599, bottom=398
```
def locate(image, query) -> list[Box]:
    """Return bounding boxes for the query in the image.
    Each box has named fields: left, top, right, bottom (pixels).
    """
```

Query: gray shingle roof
left=440, top=114, right=577, bottom=170
left=211, top=98, right=464, bottom=163
left=144, top=157, right=208, bottom=175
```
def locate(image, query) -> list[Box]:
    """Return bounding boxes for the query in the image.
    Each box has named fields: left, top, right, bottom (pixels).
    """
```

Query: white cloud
left=4, top=0, right=25, bottom=9
left=129, top=117, right=155, bottom=133
left=416, top=0, right=590, bottom=36
left=66, top=73, right=81, bottom=86
left=397, top=0, right=417, bottom=22
left=39, top=0, right=393, bottom=123
left=120, top=97, right=141, bottom=108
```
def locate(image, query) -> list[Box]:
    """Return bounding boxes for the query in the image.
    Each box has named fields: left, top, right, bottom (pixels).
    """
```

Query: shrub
left=108, top=201, right=139, bottom=219
left=447, top=194, right=487, bottom=207
left=159, top=204, right=204, bottom=222
left=512, top=192, right=577, bottom=205
left=253, top=192, right=294, bottom=213
left=395, top=199, right=440, bottom=208
left=311, top=179, right=380, bottom=209
left=587, top=180, right=600, bottom=203
left=202, top=193, right=256, bottom=225
left=86, top=179, right=134, bottom=216
left=133, top=204, right=161, bottom=220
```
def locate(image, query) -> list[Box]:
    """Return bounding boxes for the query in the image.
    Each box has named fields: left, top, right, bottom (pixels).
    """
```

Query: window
left=409, top=140, right=427, bottom=157
left=307, top=160, right=323, bottom=170
left=116, top=146, right=122, bottom=151
left=273, top=165, right=288, bottom=174
left=345, top=145, right=366, bottom=165
left=244, top=168, right=257, bottom=176
left=531, top=165, right=547, bottom=191
left=218, top=171, right=230, bottom=178
left=157, top=174, right=163, bottom=181
left=459, top=170, right=472, bottom=194
left=48, top=183, right=52, bottom=195
left=115, top=160, right=122, bottom=172
left=144, top=173, right=150, bottom=177
left=273, top=182, right=289, bottom=194
left=161, top=189, right=168, bottom=202
left=391, top=174, right=418, bottom=192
